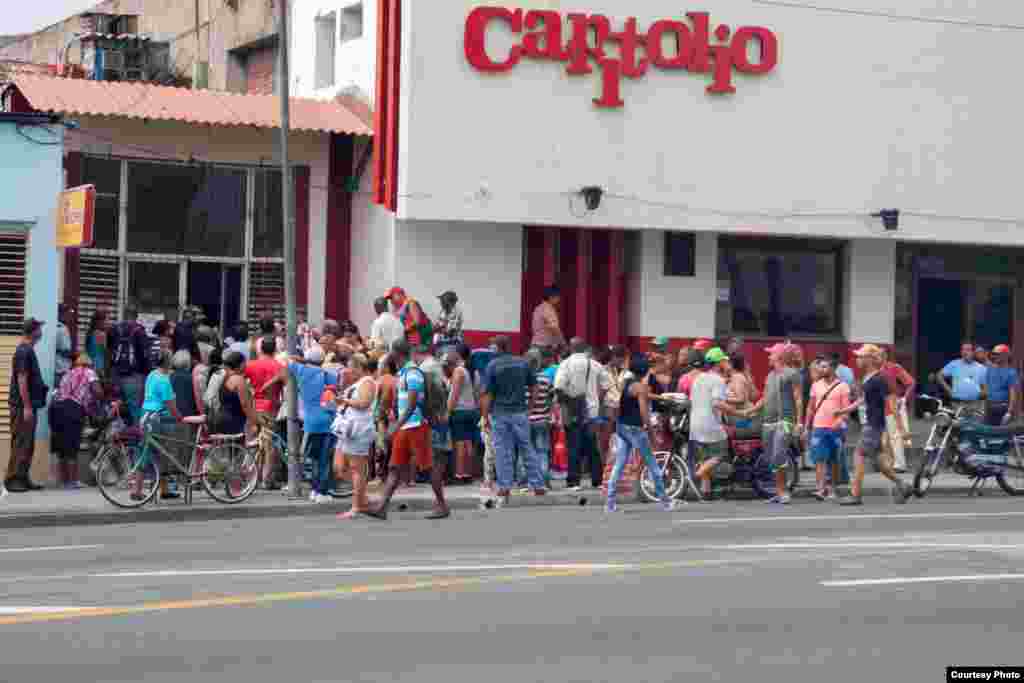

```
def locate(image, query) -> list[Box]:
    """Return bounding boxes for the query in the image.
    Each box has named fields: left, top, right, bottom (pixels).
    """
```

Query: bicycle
left=96, top=414, right=258, bottom=508
left=251, top=422, right=353, bottom=499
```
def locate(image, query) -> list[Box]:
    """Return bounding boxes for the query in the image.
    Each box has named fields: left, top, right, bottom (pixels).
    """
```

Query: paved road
left=0, top=496, right=1022, bottom=682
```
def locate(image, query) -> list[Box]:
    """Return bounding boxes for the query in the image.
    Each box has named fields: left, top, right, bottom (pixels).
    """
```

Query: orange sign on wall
left=56, top=185, right=96, bottom=248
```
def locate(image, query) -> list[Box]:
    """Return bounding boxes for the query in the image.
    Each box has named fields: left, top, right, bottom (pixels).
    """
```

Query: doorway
left=917, top=278, right=965, bottom=382
left=187, top=263, right=243, bottom=330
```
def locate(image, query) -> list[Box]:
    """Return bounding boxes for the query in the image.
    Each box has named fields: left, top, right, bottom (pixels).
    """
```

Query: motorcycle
left=638, top=394, right=799, bottom=502
left=913, top=394, right=1024, bottom=497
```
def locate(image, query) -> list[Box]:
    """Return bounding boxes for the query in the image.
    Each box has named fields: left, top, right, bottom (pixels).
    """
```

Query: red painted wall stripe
left=384, top=0, right=402, bottom=212
left=372, top=0, right=390, bottom=206
left=325, top=134, right=353, bottom=321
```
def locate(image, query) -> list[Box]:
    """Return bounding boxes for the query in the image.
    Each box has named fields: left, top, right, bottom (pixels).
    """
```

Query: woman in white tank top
left=333, top=354, right=378, bottom=519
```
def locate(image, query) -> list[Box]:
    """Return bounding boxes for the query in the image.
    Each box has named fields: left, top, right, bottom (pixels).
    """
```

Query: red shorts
left=391, top=423, right=432, bottom=470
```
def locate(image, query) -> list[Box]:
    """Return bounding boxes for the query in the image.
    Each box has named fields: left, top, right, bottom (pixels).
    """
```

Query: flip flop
left=424, top=509, right=451, bottom=520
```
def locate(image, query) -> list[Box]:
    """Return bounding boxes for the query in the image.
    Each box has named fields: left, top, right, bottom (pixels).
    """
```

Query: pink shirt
left=810, top=379, right=851, bottom=430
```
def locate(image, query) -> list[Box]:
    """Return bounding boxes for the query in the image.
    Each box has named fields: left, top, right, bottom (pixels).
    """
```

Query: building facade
left=3, top=76, right=370, bottom=345
left=0, top=0, right=280, bottom=93
left=325, top=0, right=1024, bottom=384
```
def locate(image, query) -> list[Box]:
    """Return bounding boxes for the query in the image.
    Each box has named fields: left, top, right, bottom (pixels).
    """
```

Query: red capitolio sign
left=465, top=7, right=779, bottom=107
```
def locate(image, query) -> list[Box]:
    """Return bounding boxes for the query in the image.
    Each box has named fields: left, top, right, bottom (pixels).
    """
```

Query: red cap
left=994, top=344, right=1011, bottom=354
left=693, top=339, right=713, bottom=351
left=384, top=287, right=406, bottom=299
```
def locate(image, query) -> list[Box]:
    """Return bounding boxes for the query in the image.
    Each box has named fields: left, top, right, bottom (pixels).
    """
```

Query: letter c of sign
left=465, top=7, right=524, bottom=72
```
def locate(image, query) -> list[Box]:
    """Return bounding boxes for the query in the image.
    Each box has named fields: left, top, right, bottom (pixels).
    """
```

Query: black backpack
left=112, top=322, right=139, bottom=375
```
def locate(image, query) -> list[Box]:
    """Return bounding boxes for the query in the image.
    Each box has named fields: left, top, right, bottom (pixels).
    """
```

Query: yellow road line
left=0, top=572, right=578, bottom=627
left=0, top=557, right=755, bottom=628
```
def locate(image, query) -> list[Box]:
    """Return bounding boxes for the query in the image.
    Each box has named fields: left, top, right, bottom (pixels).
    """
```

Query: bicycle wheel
left=202, top=441, right=259, bottom=504
left=96, top=444, right=160, bottom=509
left=641, top=452, right=688, bottom=502
left=997, top=449, right=1024, bottom=496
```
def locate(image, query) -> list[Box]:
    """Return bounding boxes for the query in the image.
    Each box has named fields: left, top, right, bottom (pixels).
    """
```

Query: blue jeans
left=304, top=432, right=336, bottom=495
left=517, top=422, right=551, bottom=485
left=608, top=423, right=666, bottom=503
left=116, top=373, right=145, bottom=426
left=492, top=412, right=541, bottom=491
left=566, top=421, right=602, bottom=488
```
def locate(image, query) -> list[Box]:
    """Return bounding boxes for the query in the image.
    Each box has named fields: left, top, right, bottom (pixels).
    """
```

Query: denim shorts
left=809, top=428, right=843, bottom=465
left=859, top=424, right=885, bottom=464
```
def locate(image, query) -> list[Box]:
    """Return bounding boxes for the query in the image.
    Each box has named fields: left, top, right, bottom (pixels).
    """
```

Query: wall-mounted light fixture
left=872, top=209, right=900, bottom=231
left=580, top=186, right=604, bottom=211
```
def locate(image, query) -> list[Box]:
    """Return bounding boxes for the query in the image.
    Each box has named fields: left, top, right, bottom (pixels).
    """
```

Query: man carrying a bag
left=555, top=338, right=610, bottom=492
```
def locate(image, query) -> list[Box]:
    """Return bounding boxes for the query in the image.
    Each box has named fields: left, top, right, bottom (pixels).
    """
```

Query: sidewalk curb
left=0, top=484, right=976, bottom=530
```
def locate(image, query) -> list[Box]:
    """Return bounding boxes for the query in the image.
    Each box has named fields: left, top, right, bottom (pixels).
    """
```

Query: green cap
left=705, top=347, right=729, bottom=364
left=652, top=336, right=671, bottom=349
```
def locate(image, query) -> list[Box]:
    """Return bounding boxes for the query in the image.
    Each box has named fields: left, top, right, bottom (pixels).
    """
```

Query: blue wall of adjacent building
left=0, top=113, right=64, bottom=436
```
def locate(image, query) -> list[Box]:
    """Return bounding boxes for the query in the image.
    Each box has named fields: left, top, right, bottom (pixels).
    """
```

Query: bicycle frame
left=132, top=427, right=208, bottom=505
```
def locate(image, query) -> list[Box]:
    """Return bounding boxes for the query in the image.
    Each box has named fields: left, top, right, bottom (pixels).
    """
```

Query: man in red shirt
left=245, top=336, right=284, bottom=488
left=880, top=348, right=915, bottom=473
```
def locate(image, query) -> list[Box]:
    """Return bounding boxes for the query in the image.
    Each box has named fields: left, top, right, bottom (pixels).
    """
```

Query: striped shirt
left=528, top=366, right=557, bottom=423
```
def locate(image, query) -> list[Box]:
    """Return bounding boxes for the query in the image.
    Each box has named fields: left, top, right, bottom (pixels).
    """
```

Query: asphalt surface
left=0, top=497, right=1022, bottom=682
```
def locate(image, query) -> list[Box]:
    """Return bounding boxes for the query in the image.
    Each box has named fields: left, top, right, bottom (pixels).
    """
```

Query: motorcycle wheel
left=996, top=451, right=1024, bottom=496
left=913, top=451, right=943, bottom=498
left=641, top=452, right=689, bottom=503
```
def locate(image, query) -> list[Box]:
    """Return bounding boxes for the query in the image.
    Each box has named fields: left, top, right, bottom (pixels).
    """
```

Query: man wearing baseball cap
left=834, top=344, right=912, bottom=505
left=985, top=345, right=1018, bottom=425
left=384, top=287, right=430, bottom=347
left=747, top=343, right=804, bottom=504
left=434, top=290, right=464, bottom=353
left=691, top=347, right=748, bottom=500
left=6, top=318, right=48, bottom=494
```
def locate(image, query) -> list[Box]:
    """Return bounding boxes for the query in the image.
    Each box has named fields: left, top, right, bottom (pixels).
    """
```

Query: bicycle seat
left=183, top=416, right=207, bottom=425
left=960, top=423, right=1024, bottom=437
left=209, top=433, right=246, bottom=442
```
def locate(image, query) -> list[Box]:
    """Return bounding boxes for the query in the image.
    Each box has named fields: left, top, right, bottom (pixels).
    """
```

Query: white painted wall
left=396, top=0, right=1024, bottom=247
left=394, top=219, right=522, bottom=333
left=847, top=239, right=895, bottom=344
left=292, top=0, right=377, bottom=100
left=632, top=230, right=717, bottom=339
left=349, top=139, right=397, bottom=333
left=64, top=118, right=331, bottom=323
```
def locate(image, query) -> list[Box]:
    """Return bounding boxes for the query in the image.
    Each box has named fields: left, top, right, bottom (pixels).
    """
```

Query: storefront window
left=81, top=156, right=120, bottom=251
left=717, top=238, right=843, bottom=338
left=253, top=169, right=284, bottom=258
left=126, top=161, right=245, bottom=257
left=663, top=232, right=695, bottom=277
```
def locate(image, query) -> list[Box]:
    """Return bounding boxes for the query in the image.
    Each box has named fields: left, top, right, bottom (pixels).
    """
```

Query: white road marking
left=0, top=545, right=102, bottom=554
left=0, top=607, right=87, bottom=614
left=721, top=542, right=1023, bottom=551
left=675, top=511, right=1024, bottom=525
left=822, top=574, right=1024, bottom=588
left=93, top=563, right=629, bottom=579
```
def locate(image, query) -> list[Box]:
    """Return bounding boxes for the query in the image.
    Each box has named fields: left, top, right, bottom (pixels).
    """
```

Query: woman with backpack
left=51, top=353, right=103, bottom=489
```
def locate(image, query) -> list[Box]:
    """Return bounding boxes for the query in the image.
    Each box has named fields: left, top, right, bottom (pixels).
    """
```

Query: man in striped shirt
left=516, top=347, right=557, bottom=489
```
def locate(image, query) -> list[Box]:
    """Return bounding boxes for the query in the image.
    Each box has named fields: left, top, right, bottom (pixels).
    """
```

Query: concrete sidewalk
left=0, top=470, right=983, bottom=530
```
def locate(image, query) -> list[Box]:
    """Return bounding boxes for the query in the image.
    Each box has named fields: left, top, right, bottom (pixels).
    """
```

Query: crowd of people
left=2, top=284, right=1020, bottom=514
